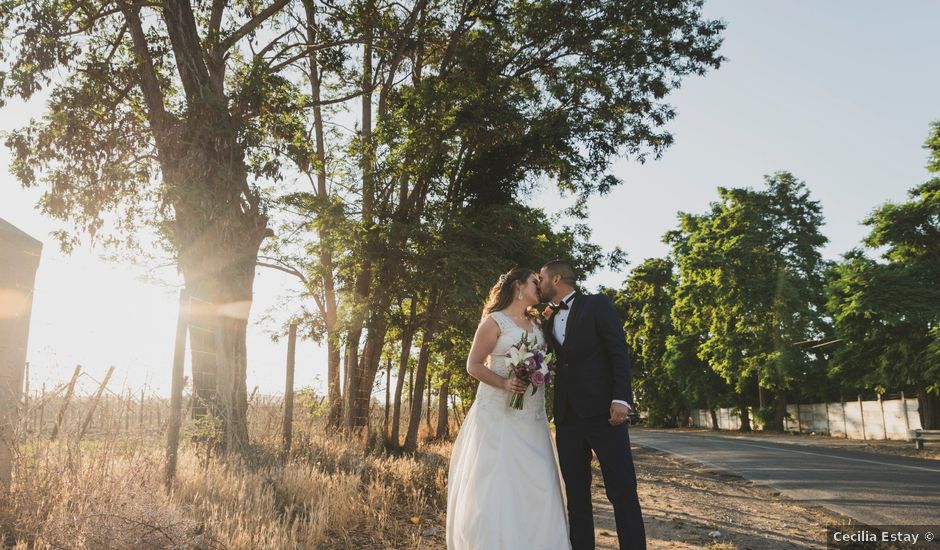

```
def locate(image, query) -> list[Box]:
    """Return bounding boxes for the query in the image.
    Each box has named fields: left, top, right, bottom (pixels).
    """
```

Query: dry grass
left=1, top=394, right=453, bottom=549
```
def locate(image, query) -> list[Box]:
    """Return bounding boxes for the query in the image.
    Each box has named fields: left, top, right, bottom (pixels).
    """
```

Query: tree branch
left=208, top=0, right=225, bottom=44
left=257, top=258, right=308, bottom=285
left=119, top=3, right=171, bottom=140
left=162, top=0, right=212, bottom=98
left=377, top=0, right=428, bottom=121
left=218, top=0, right=291, bottom=53
left=263, top=37, right=365, bottom=73
left=49, top=2, right=141, bottom=38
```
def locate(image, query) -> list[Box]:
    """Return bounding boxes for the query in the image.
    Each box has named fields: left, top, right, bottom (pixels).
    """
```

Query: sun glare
left=0, top=288, right=31, bottom=320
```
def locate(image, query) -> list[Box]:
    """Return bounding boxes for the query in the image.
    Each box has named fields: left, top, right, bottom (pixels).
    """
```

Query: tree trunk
left=390, top=301, right=418, bottom=448
left=384, top=358, right=391, bottom=442
left=408, top=360, right=414, bottom=409
left=182, top=244, right=262, bottom=457
left=341, top=323, right=364, bottom=430
left=214, top=314, right=250, bottom=453
left=165, top=290, right=189, bottom=487
left=918, top=385, right=940, bottom=430
left=435, top=372, right=451, bottom=440
left=351, top=319, right=387, bottom=428
left=451, top=394, right=462, bottom=430
left=738, top=393, right=752, bottom=432
left=767, top=391, right=787, bottom=432
left=120, top=0, right=280, bottom=459
left=302, top=0, right=342, bottom=429
left=425, top=368, right=433, bottom=434
left=404, top=290, right=443, bottom=452
left=281, top=322, right=298, bottom=457
left=705, top=395, right=719, bottom=431
left=342, top=7, right=376, bottom=430
left=403, top=325, right=436, bottom=452
left=326, top=337, right=342, bottom=428
left=177, top=188, right=265, bottom=457
left=157, top=102, right=267, bottom=458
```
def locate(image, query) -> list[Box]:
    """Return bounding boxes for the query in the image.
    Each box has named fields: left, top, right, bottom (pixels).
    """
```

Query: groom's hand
left=609, top=402, right=631, bottom=426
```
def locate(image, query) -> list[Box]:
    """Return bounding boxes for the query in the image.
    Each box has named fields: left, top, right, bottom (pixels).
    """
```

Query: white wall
left=689, top=397, right=922, bottom=440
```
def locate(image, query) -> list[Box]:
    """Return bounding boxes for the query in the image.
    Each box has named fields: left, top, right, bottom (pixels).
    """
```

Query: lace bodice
left=472, top=310, right=548, bottom=421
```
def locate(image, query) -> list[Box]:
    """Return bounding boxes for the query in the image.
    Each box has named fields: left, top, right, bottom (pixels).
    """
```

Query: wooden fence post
left=878, top=393, right=888, bottom=440
left=77, top=366, right=115, bottom=441
left=859, top=395, right=867, bottom=441
left=51, top=365, right=82, bottom=440
left=101, top=395, right=109, bottom=436
left=841, top=399, right=848, bottom=438
left=165, top=289, right=189, bottom=488
left=38, top=383, right=45, bottom=434
left=139, top=388, right=145, bottom=430
left=281, top=322, right=297, bottom=458
left=901, top=391, right=911, bottom=440
left=124, top=389, right=131, bottom=432
left=23, top=361, right=29, bottom=415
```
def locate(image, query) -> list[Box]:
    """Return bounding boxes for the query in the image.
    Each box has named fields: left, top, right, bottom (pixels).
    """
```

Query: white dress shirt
left=551, top=291, right=577, bottom=345
left=552, top=291, right=631, bottom=412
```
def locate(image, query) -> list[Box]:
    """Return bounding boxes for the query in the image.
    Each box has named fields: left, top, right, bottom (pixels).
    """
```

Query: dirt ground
left=592, top=446, right=846, bottom=550
left=414, top=444, right=845, bottom=550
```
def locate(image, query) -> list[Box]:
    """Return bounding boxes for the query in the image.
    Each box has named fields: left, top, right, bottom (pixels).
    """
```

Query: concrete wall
left=690, top=397, right=923, bottom=440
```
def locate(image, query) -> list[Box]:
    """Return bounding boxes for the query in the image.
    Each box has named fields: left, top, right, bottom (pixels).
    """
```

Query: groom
left=538, top=260, right=646, bottom=550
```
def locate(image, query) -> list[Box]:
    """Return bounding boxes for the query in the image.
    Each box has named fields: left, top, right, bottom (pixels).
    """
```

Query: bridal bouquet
left=505, top=333, right=557, bottom=410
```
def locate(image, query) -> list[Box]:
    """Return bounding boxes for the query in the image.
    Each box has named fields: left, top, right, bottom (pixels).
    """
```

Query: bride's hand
left=505, top=377, right=527, bottom=394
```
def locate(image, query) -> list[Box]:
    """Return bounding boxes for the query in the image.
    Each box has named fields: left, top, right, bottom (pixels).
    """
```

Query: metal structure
left=0, top=218, right=42, bottom=486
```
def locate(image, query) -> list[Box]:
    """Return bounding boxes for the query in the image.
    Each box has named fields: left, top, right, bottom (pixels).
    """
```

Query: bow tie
left=549, top=298, right=572, bottom=313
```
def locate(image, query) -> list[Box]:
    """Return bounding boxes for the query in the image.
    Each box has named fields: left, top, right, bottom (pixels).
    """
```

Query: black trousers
left=555, top=412, right=646, bottom=550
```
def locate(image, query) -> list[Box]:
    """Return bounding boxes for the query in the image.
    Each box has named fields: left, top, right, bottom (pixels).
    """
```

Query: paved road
left=630, top=429, right=940, bottom=526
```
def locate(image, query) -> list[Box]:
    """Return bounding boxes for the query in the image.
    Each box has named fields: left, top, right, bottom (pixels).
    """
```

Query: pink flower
left=530, top=371, right=545, bottom=387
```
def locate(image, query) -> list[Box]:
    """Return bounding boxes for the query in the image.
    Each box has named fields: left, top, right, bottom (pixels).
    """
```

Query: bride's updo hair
left=481, top=267, right=538, bottom=323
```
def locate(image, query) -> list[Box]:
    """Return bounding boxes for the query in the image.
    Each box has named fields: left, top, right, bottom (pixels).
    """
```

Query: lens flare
left=0, top=288, right=31, bottom=320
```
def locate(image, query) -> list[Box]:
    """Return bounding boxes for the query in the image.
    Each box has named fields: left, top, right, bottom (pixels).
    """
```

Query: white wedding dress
left=446, top=310, right=571, bottom=550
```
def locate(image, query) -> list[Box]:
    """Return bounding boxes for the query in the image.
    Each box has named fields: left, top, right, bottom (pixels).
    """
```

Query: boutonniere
left=540, top=304, right=555, bottom=321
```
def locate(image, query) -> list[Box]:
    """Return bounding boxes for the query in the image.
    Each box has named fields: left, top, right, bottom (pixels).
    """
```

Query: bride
left=446, top=268, right=571, bottom=550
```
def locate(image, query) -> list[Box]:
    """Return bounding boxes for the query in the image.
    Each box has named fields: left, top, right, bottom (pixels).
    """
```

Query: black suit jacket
left=543, top=292, right=633, bottom=424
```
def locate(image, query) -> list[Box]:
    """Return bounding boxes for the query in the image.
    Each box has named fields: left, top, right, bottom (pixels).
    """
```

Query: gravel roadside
left=593, top=446, right=848, bottom=550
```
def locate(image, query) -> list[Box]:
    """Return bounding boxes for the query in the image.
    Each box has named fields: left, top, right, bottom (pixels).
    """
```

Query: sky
left=2, top=1, right=938, bottom=398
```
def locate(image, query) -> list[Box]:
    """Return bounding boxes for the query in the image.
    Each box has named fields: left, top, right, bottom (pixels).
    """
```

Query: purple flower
left=530, top=371, right=545, bottom=387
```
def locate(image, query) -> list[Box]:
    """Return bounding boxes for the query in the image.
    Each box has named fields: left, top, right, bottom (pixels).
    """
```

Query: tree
left=607, top=258, right=687, bottom=427
left=0, top=0, right=319, bottom=453
left=325, top=0, right=726, bottom=430
left=668, top=173, right=829, bottom=431
left=827, top=129, right=940, bottom=428
left=662, top=332, right=732, bottom=429
left=393, top=200, right=614, bottom=451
